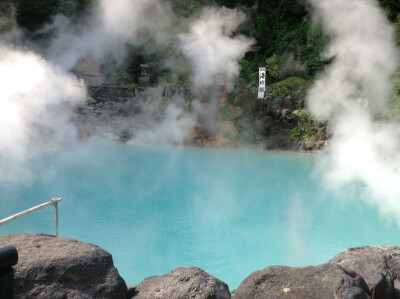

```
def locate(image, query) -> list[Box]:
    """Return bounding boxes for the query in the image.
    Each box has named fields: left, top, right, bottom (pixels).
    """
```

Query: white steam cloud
left=130, top=103, right=195, bottom=145
left=0, top=1, right=255, bottom=183
left=44, top=0, right=174, bottom=70
left=177, top=7, right=254, bottom=136
left=87, top=88, right=197, bottom=145
left=307, top=0, right=400, bottom=222
left=284, top=196, right=312, bottom=265
left=0, top=47, right=85, bottom=183
left=44, top=2, right=254, bottom=142
left=178, top=7, right=254, bottom=90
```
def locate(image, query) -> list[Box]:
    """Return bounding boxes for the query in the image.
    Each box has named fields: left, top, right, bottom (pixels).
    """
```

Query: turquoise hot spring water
left=0, top=143, right=399, bottom=290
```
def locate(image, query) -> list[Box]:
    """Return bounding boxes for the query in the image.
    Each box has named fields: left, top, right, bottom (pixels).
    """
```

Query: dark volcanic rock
left=132, top=266, right=230, bottom=299
left=0, top=234, right=127, bottom=299
left=88, top=86, right=137, bottom=101
left=330, top=245, right=400, bottom=299
left=232, top=263, right=370, bottom=299
left=283, top=95, right=295, bottom=110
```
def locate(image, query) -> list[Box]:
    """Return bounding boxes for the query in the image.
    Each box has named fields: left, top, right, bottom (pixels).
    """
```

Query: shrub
left=387, top=72, right=400, bottom=120
left=290, top=127, right=303, bottom=139
left=297, top=108, right=313, bottom=118
left=266, top=77, right=308, bottom=97
left=304, top=127, right=315, bottom=137
left=124, top=83, right=140, bottom=89
left=111, top=71, right=130, bottom=81
left=265, top=54, right=279, bottom=79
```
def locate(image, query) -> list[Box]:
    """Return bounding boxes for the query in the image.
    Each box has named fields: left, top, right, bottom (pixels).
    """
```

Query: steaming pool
left=1, top=143, right=399, bottom=289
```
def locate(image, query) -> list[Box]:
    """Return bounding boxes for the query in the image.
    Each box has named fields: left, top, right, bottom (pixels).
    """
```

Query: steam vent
left=2, top=0, right=400, bottom=298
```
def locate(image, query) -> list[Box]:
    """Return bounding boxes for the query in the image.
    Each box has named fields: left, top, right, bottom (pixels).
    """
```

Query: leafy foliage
left=12, top=0, right=400, bottom=97
left=290, top=107, right=316, bottom=141
left=266, top=77, right=308, bottom=97
left=265, top=54, right=279, bottom=79
left=111, top=71, right=130, bottom=82
left=379, top=0, right=400, bottom=21
left=290, top=127, right=303, bottom=139
left=170, top=0, right=201, bottom=18
left=297, top=107, right=313, bottom=118
left=387, top=72, right=400, bottom=120
left=15, top=0, right=92, bottom=31
left=395, top=14, right=400, bottom=48
left=124, top=83, right=140, bottom=89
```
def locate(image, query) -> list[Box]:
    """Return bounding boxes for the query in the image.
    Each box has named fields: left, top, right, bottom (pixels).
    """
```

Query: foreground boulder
left=232, top=263, right=370, bottom=299
left=330, top=245, right=400, bottom=299
left=131, top=266, right=230, bottom=299
left=0, top=234, right=127, bottom=299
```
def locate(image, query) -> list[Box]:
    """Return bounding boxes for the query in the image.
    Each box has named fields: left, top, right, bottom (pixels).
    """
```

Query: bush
left=265, top=54, right=279, bottom=79
left=266, top=77, right=308, bottom=97
left=170, top=0, right=201, bottom=18
left=124, top=83, right=140, bottom=89
left=297, top=107, right=312, bottom=118
left=387, top=72, right=400, bottom=120
left=290, top=127, right=303, bottom=139
left=111, top=71, right=130, bottom=81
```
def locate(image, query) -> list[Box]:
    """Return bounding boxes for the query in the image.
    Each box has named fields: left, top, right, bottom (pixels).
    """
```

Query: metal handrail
left=0, top=198, right=62, bottom=237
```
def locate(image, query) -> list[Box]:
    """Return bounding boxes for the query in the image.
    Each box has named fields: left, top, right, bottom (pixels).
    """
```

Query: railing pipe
left=0, top=198, right=62, bottom=237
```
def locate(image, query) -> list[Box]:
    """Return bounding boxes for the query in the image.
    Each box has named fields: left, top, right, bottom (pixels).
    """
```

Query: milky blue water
left=0, top=143, right=399, bottom=290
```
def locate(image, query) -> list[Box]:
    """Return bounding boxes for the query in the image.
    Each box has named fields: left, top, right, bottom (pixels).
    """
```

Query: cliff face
left=75, top=85, right=329, bottom=152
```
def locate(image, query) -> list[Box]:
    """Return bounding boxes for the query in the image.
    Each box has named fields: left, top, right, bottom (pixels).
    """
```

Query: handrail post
left=50, top=198, right=61, bottom=237
left=54, top=200, right=59, bottom=237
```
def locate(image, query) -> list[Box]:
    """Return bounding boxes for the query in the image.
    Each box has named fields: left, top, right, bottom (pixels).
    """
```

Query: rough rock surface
left=232, top=263, right=370, bottom=299
left=131, top=266, right=230, bottom=299
left=76, top=84, right=328, bottom=152
left=218, top=104, right=243, bottom=121
left=216, top=121, right=239, bottom=138
left=0, top=234, right=127, bottom=299
left=330, top=245, right=400, bottom=299
left=88, top=86, right=137, bottom=100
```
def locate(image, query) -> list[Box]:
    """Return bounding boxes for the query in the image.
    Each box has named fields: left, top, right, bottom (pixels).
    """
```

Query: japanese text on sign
left=258, top=67, right=266, bottom=99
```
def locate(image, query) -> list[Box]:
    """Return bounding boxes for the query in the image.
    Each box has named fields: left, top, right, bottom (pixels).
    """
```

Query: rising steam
left=178, top=7, right=254, bottom=90
left=0, top=47, right=85, bottom=183
left=307, top=0, right=400, bottom=222
left=177, top=7, right=253, bottom=135
left=0, top=1, right=256, bottom=183
left=43, top=0, right=174, bottom=70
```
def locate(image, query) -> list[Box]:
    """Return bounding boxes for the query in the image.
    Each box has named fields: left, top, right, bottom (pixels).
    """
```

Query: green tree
left=15, top=0, right=92, bottom=31
left=378, top=0, right=400, bottom=21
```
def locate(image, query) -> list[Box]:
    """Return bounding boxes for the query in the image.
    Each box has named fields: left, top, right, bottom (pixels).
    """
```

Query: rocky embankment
left=208, top=92, right=329, bottom=151
left=1, top=234, right=400, bottom=298
left=74, top=86, right=142, bottom=141
left=75, top=85, right=329, bottom=152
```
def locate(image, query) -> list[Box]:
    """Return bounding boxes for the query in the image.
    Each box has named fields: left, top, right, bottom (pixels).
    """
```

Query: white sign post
left=258, top=66, right=266, bottom=99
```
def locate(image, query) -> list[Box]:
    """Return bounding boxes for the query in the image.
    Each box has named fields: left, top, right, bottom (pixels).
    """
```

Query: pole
left=54, top=201, right=59, bottom=237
